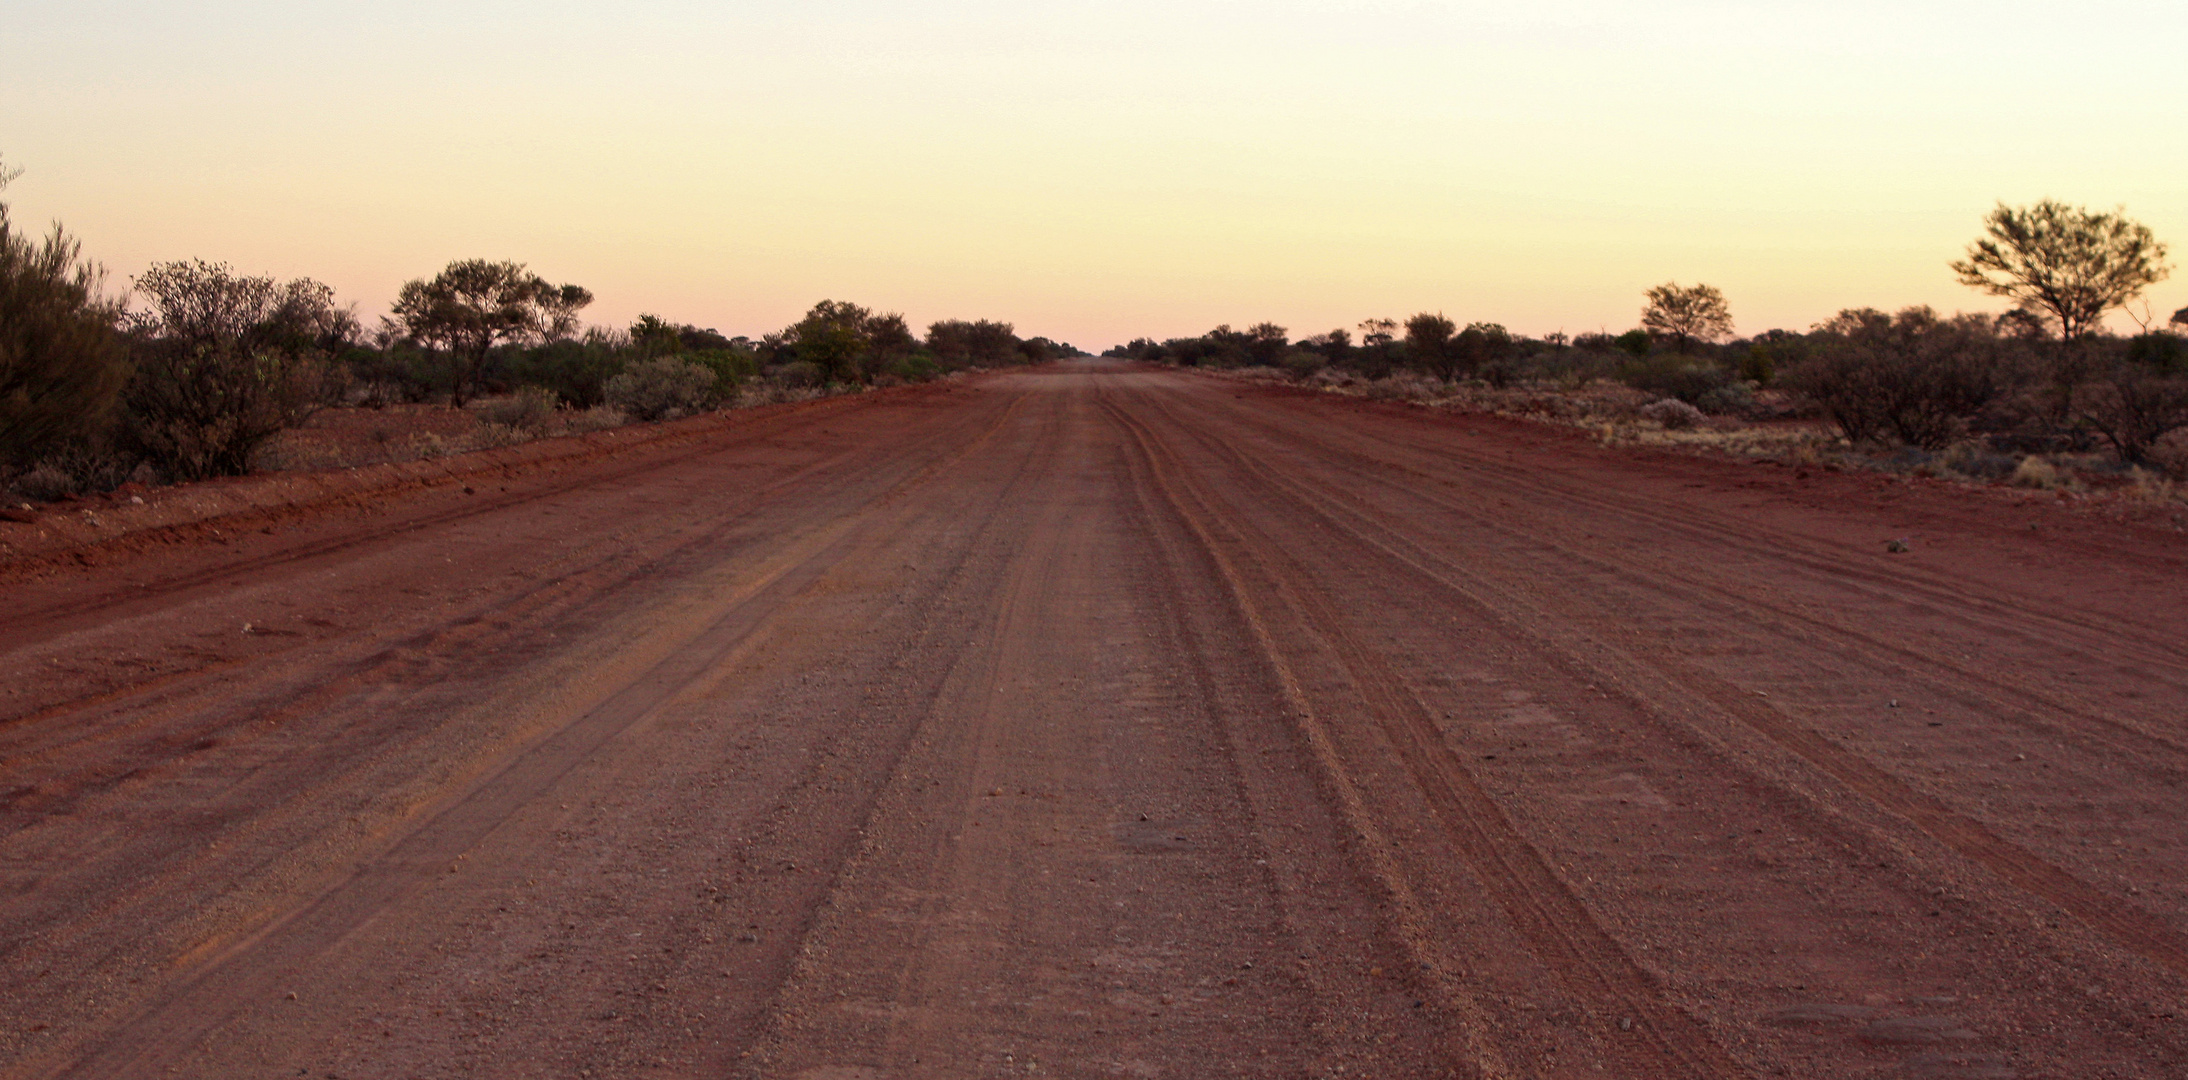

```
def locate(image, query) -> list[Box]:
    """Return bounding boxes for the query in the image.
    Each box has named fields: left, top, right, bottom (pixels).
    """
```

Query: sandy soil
left=2, top=362, right=2184, bottom=1079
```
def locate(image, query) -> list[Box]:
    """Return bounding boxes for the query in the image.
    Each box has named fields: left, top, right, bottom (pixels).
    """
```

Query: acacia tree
left=1641, top=283, right=1734, bottom=352
left=1951, top=199, right=2169, bottom=342
left=390, top=260, right=592, bottom=407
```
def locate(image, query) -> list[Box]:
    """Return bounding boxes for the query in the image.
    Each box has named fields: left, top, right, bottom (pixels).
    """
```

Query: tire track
left=1242, top=384, right=2188, bottom=675
left=1102, top=388, right=1745, bottom=1079
left=1195, top=388, right=2188, bottom=765
left=1151, top=388, right=2188, bottom=980
left=8, top=384, right=1041, bottom=1079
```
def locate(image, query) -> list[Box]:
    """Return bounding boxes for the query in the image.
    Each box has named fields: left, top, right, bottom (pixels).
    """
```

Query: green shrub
left=604, top=358, right=716, bottom=421
left=885, top=353, right=940, bottom=383
left=1278, top=349, right=1324, bottom=381
left=500, top=335, right=626, bottom=408
left=688, top=347, right=759, bottom=391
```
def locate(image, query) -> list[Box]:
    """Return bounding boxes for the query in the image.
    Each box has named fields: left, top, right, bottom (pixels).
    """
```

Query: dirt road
left=3, top=363, right=2185, bottom=1079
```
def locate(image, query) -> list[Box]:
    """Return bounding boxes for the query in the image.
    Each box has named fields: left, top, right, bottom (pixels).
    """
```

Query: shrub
left=690, top=347, right=760, bottom=391
left=604, top=358, right=716, bottom=421
left=1695, top=380, right=1756, bottom=416
left=2010, top=456, right=2067, bottom=489
left=123, top=260, right=351, bottom=480
left=1784, top=307, right=2020, bottom=450
left=1639, top=398, right=1706, bottom=430
left=8, top=444, right=139, bottom=502
left=1279, top=349, right=1325, bottom=381
left=500, top=334, right=627, bottom=407
left=1617, top=353, right=1733, bottom=405
left=772, top=360, right=824, bottom=388
left=1, top=162, right=128, bottom=476
left=1536, top=347, right=1616, bottom=391
left=2080, top=334, right=2188, bottom=465
left=884, top=353, right=940, bottom=383
left=477, top=385, right=559, bottom=433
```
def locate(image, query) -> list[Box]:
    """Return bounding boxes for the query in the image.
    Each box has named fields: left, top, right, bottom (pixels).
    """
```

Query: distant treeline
left=1107, top=220, right=2188, bottom=468
left=2, top=153, right=1081, bottom=498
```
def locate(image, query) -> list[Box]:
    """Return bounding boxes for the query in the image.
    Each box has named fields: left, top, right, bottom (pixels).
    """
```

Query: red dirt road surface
left=4, top=363, right=2185, bottom=1079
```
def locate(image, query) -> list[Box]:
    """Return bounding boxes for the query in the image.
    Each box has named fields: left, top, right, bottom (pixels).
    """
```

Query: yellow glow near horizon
left=4, top=1, right=2184, bottom=348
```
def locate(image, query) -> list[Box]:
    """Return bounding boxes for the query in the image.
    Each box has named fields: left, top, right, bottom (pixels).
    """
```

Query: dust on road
left=3, top=365, right=2185, bottom=1078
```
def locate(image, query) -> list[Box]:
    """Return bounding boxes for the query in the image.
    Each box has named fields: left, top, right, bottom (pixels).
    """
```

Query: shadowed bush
left=0, top=159, right=128, bottom=478
left=122, top=260, right=352, bottom=480
left=1783, top=307, right=2022, bottom=449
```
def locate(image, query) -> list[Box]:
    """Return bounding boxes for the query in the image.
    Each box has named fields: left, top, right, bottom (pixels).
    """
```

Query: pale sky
left=4, top=1, right=2184, bottom=349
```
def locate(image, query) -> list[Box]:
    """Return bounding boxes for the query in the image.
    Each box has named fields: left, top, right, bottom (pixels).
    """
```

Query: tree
left=1355, top=318, right=1399, bottom=379
left=125, top=260, right=352, bottom=479
left=390, top=260, right=592, bottom=407
left=927, top=319, right=1021, bottom=367
left=1302, top=328, right=1352, bottom=367
left=1, top=154, right=128, bottom=474
left=1951, top=199, right=2170, bottom=342
left=1952, top=201, right=2171, bottom=427
left=780, top=300, right=919, bottom=383
left=1641, top=283, right=1734, bottom=351
left=1245, top=322, right=1289, bottom=366
left=1403, top=312, right=1458, bottom=381
left=1456, top=321, right=1514, bottom=385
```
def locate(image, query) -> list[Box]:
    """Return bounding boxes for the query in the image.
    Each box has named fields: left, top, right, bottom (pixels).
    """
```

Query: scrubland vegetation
left=0, top=154, right=1078, bottom=504
left=4, top=145, right=2181, bottom=510
left=1110, top=202, right=2188, bottom=499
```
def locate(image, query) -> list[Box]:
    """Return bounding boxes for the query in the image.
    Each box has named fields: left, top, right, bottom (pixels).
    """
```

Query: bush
left=772, top=360, right=824, bottom=388
left=689, top=347, right=760, bottom=391
left=604, top=358, right=716, bottom=421
left=1279, top=349, right=1325, bottom=381
left=884, top=353, right=940, bottom=383
left=1, top=163, right=128, bottom=476
left=8, top=444, right=139, bottom=502
left=2081, top=334, right=2188, bottom=464
left=1784, top=307, right=2021, bottom=450
left=477, top=385, right=559, bottom=433
left=497, top=335, right=628, bottom=408
left=1536, top=347, right=1617, bottom=391
left=122, top=260, right=351, bottom=480
left=1639, top=398, right=1706, bottom=430
left=1695, top=380, right=1756, bottom=416
left=1617, top=353, right=1733, bottom=405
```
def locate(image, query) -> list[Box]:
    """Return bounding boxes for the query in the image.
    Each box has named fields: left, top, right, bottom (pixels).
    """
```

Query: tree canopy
left=1951, top=199, right=2170, bottom=341
left=1641, top=283, right=1734, bottom=351
left=390, top=260, right=592, bottom=406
